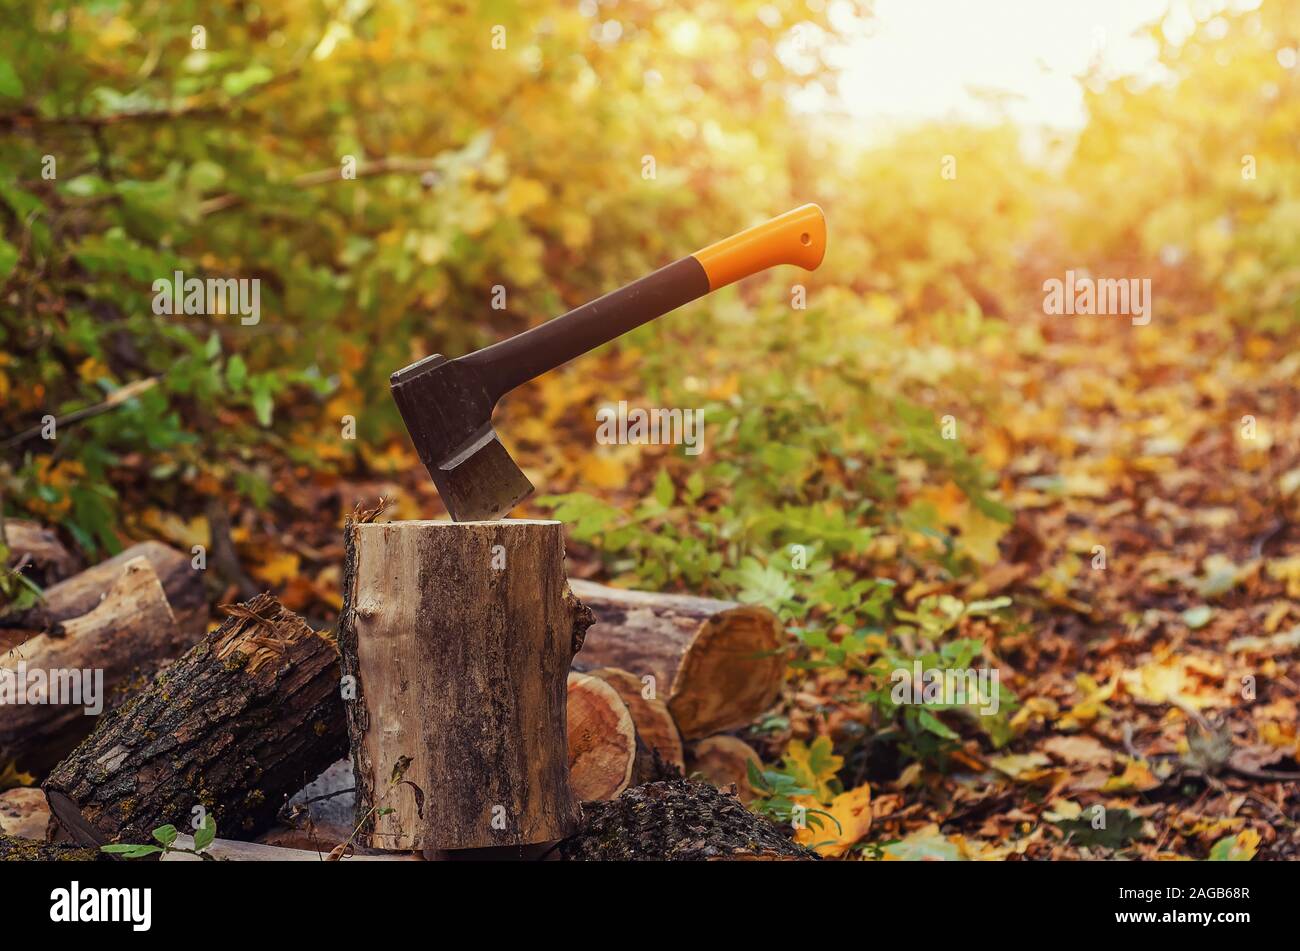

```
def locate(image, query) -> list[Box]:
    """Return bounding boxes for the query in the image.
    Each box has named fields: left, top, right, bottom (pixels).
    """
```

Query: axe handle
left=464, top=204, right=826, bottom=400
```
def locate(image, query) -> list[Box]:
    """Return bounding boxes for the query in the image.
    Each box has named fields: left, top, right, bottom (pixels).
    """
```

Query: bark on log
left=687, top=735, right=763, bottom=804
left=1, top=540, right=207, bottom=638
left=2, top=518, right=81, bottom=587
left=558, top=780, right=816, bottom=861
left=569, top=579, right=786, bottom=740
left=585, top=666, right=685, bottom=773
left=0, top=833, right=105, bottom=861
left=1, top=557, right=184, bottom=775
left=339, top=519, right=585, bottom=851
left=43, top=594, right=346, bottom=846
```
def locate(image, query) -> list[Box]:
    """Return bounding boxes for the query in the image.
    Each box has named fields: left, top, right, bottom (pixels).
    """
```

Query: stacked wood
left=0, top=540, right=207, bottom=638
left=339, top=519, right=587, bottom=852
left=686, top=735, right=763, bottom=804
left=1, top=558, right=185, bottom=775
left=1, top=519, right=81, bottom=587
left=43, top=594, right=346, bottom=846
left=584, top=667, right=685, bottom=770
left=569, top=579, right=785, bottom=740
left=0, top=787, right=49, bottom=840
left=558, top=780, right=816, bottom=861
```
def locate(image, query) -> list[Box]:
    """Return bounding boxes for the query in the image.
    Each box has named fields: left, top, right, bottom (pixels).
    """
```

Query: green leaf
left=221, top=64, right=273, bottom=97
left=101, top=844, right=163, bottom=858
left=226, top=354, right=248, bottom=391
left=152, top=824, right=179, bottom=847
left=0, top=237, right=18, bottom=280
left=917, top=708, right=959, bottom=740
left=0, top=57, right=23, bottom=98
left=192, top=815, right=216, bottom=851
left=653, top=467, right=675, bottom=508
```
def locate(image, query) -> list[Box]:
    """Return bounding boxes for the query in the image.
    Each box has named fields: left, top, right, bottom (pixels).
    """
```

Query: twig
left=197, top=157, right=444, bottom=216
left=0, top=377, right=158, bottom=451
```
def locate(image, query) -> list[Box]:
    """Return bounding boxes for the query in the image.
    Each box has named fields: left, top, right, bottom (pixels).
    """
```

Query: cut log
left=2, top=518, right=81, bottom=587
left=687, top=735, right=763, bottom=804
left=567, top=672, right=637, bottom=801
left=558, top=780, right=816, bottom=861
left=569, top=579, right=786, bottom=740
left=339, top=519, right=586, bottom=851
left=0, top=833, right=105, bottom=861
left=0, top=540, right=207, bottom=638
left=1, top=557, right=185, bottom=775
left=585, top=667, right=685, bottom=773
left=43, top=594, right=346, bottom=846
left=0, top=787, right=49, bottom=840
left=162, top=834, right=421, bottom=861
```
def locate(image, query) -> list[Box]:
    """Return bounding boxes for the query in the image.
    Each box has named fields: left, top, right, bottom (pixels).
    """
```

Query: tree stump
left=338, top=519, right=587, bottom=852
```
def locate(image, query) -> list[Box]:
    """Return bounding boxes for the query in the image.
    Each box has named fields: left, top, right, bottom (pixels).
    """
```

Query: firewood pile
left=1, top=520, right=808, bottom=861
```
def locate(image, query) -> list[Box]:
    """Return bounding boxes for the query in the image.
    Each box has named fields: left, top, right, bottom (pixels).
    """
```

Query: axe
left=392, top=203, right=827, bottom=521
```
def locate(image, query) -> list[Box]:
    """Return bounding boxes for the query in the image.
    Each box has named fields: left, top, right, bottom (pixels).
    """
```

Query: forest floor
left=118, top=289, right=1300, bottom=861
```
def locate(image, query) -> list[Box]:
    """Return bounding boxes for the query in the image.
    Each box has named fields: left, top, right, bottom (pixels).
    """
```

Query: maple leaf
left=781, top=736, right=843, bottom=803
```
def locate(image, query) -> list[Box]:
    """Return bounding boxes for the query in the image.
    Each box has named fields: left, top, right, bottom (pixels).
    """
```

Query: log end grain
left=566, top=672, right=637, bottom=801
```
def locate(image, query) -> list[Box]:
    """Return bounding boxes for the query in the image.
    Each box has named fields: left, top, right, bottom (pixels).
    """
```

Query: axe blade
left=432, top=428, right=535, bottom=522
left=391, top=354, right=534, bottom=521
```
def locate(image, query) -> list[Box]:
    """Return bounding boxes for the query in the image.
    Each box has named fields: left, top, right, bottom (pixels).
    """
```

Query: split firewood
left=569, top=578, right=786, bottom=740
left=686, top=735, right=763, bottom=804
left=339, top=520, right=587, bottom=851
left=1, top=518, right=81, bottom=587
left=0, top=833, right=105, bottom=862
left=1, top=557, right=185, bottom=775
left=44, top=594, right=346, bottom=847
left=558, top=780, right=816, bottom=861
left=0, top=540, right=207, bottom=638
left=583, top=666, right=685, bottom=772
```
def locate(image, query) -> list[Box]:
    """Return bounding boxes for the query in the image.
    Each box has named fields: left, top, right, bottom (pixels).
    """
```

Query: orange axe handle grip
left=691, top=203, right=827, bottom=291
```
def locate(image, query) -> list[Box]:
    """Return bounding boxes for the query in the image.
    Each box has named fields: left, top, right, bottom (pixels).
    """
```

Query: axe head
left=390, top=354, right=534, bottom=521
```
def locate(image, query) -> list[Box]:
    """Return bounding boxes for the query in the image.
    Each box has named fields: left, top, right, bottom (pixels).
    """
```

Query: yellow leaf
left=782, top=736, right=843, bottom=802
left=794, top=784, right=872, bottom=858
left=579, top=452, right=628, bottom=490
left=252, top=551, right=300, bottom=587
left=0, top=760, right=35, bottom=791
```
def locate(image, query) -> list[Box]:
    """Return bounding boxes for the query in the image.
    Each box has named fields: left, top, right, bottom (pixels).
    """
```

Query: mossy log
left=43, top=594, right=346, bottom=846
left=558, top=780, right=816, bottom=861
left=0, top=833, right=104, bottom=861
left=568, top=579, right=785, bottom=740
